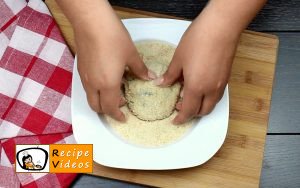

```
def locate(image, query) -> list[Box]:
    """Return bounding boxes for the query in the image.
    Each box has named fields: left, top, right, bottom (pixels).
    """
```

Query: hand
left=154, top=11, right=240, bottom=125
left=74, top=13, right=155, bottom=122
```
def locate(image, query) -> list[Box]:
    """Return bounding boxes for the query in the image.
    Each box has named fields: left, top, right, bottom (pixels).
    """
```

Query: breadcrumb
left=105, top=40, right=194, bottom=147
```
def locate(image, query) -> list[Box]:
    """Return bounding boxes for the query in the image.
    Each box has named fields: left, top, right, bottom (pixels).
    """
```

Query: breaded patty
left=124, top=40, right=181, bottom=121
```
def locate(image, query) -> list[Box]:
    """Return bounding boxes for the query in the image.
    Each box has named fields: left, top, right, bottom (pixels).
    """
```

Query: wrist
left=192, top=15, right=241, bottom=47
left=197, top=1, right=255, bottom=42
left=62, top=0, right=116, bottom=33
left=199, top=0, right=266, bottom=38
left=72, top=13, right=122, bottom=40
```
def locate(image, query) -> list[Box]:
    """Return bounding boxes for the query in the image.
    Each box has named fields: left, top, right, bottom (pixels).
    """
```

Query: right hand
left=74, top=15, right=155, bottom=122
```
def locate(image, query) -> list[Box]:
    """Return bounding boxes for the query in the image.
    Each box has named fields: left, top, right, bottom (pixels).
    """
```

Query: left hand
left=154, top=11, right=241, bottom=125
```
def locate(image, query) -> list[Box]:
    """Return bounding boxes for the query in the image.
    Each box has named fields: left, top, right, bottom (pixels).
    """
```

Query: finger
left=180, top=89, right=184, bottom=98
left=154, top=58, right=182, bottom=87
left=175, top=89, right=184, bottom=111
left=77, top=65, right=89, bottom=92
left=77, top=65, right=102, bottom=113
left=100, top=87, right=126, bottom=122
left=85, top=86, right=102, bottom=113
left=119, top=96, right=127, bottom=107
left=173, top=87, right=203, bottom=125
left=175, top=101, right=182, bottom=111
left=127, top=52, right=156, bottom=80
left=197, top=95, right=217, bottom=116
left=217, top=86, right=226, bottom=102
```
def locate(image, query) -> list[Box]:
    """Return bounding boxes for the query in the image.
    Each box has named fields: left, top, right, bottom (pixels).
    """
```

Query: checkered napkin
left=0, top=0, right=77, bottom=187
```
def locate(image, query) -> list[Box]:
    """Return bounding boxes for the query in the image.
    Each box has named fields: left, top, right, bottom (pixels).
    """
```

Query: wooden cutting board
left=45, top=1, right=279, bottom=187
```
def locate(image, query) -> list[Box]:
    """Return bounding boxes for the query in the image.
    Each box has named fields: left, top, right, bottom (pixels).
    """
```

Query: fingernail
left=148, top=70, right=157, bottom=80
left=175, top=102, right=182, bottom=110
left=180, top=90, right=184, bottom=98
left=119, top=97, right=127, bottom=106
left=153, top=76, right=164, bottom=86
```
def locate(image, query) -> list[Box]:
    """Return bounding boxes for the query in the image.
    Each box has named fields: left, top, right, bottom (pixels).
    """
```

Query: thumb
left=127, top=52, right=157, bottom=81
left=154, top=58, right=182, bottom=87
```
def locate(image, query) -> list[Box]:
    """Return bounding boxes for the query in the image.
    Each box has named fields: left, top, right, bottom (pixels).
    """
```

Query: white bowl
left=71, top=18, right=229, bottom=170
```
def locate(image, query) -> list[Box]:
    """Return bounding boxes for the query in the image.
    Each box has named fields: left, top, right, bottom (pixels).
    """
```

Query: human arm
left=155, top=0, right=267, bottom=124
left=55, top=0, right=155, bottom=121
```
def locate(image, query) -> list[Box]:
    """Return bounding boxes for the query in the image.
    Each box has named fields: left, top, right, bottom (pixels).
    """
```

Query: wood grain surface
left=71, top=136, right=300, bottom=188
left=45, top=0, right=279, bottom=187
left=109, top=0, right=300, bottom=31
left=46, top=0, right=277, bottom=54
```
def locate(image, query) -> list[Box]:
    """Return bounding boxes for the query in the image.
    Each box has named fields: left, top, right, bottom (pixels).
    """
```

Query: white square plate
left=71, top=18, right=229, bottom=170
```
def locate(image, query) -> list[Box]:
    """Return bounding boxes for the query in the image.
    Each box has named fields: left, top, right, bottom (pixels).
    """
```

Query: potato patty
left=124, top=40, right=181, bottom=121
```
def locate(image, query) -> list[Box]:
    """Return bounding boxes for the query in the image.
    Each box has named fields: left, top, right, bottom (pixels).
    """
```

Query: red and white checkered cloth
left=0, top=0, right=77, bottom=187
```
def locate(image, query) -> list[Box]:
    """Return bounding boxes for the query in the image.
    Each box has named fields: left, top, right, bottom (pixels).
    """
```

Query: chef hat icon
left=22, top=151, right=29, bottom=157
